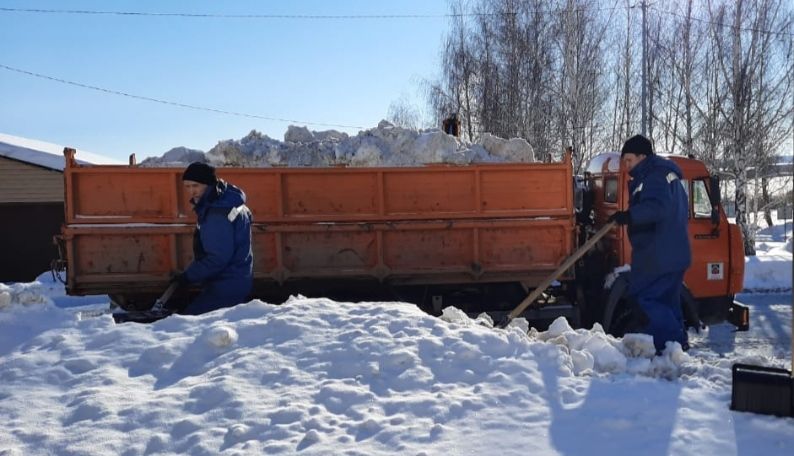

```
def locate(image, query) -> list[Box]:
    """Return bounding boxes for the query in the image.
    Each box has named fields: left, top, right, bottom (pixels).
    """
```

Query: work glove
left=607, top=210, right=631, bottom=225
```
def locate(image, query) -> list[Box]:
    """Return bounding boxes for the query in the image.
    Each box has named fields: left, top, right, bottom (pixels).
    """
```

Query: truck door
left=684, top=177, right=731, bottom=298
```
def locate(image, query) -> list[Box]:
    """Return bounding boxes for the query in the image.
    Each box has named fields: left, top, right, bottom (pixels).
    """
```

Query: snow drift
left=1, top=295, right=791, bottom=455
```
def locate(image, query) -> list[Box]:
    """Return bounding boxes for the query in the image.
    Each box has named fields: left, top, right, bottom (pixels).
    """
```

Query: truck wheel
left=602, top=273, right=632, bottom=336
left=680, top=285, right=702, bottom=330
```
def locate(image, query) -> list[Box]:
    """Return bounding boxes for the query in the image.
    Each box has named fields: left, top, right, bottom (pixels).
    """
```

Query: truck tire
left=680, top=285, right=702, bottom=331
left=601, top=273, right=629, bottom=334
left=604, top=276, right=699, bottom=337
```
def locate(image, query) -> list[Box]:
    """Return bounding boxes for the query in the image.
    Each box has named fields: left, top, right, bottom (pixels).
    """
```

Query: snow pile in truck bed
left=140, top=121, right=535, bottom=167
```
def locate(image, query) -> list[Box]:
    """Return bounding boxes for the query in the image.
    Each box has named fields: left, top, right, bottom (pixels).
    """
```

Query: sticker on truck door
left=707, top=263, right=724, bottom=280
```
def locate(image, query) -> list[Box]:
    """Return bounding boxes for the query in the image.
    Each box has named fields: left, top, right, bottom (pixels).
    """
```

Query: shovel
left=497, top=221, right=616, bottom=329
left=111, top=281, right=180, bottom=324
left=730, top=299, right=794, bottom=417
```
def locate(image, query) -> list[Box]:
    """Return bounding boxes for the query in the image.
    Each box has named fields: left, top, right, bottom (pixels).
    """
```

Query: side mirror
left=709, top=176, right=721, bottom=206
left=709, top=176, right=721, bottom=227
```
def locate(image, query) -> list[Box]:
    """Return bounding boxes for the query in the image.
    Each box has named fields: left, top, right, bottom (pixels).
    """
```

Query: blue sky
left=0, top=1, right=450, bottom=161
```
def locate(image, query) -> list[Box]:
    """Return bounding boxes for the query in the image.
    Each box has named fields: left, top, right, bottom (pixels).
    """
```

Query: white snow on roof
left=0, top=133, right=122, bottom=171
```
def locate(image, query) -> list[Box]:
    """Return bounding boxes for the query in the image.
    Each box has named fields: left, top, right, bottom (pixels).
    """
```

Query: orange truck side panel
left=62, top=153, right=575, bottom=296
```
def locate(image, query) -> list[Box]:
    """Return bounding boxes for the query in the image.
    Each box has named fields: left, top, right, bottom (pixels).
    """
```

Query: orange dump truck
left=56, top=148, right=748, bottom=331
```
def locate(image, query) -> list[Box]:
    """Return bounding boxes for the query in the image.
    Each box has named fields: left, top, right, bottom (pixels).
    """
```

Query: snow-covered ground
left=741, top=212, right=792, bottom=292
left=0, top=226, right=791, bottom=454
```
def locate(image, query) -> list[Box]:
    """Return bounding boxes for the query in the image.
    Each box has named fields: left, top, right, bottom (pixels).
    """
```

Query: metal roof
left=0, top=133, right=122, bottom=171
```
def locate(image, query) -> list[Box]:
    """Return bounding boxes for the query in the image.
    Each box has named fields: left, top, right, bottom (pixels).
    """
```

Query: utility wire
left=0, top=63, right=365, bottom=130
left=650, top=6, right=794, bottom=38
left=0, top=5, right=631, bottom=19
left=2, top=4, right=789, bottom=37
left=0, top=7, right=504, bottom=19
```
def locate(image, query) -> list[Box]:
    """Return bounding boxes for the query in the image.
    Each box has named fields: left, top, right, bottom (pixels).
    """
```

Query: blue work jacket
left=183, top=180, right=253, bottom=285
left=627, top=155, right=692, bottom=286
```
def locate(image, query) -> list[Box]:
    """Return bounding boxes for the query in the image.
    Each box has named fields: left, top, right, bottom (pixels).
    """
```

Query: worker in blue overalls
left=174, top=162, right=253, bottom=315
left=609, top=135, right=692, bottom=353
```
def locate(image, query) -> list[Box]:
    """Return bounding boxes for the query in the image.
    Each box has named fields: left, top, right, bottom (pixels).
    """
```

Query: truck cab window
left=604, top=177, right=618, bottom=203
left=692, top=179, right=712, bottom=219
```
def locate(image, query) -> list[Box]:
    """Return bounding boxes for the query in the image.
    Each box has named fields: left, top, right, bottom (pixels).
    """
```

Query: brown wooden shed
left=0, top=133, right=120, bottom=282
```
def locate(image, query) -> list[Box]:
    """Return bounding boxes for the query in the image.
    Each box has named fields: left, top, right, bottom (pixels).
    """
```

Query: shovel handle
left=151, top=281, right=180, bottom=311
left=160, top=280, right=180, bottom=302
left=499, top=221, right=617, bottom=328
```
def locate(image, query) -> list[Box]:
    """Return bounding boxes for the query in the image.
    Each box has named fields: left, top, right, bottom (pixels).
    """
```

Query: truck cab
left=580, top=152, right=748, bottom=332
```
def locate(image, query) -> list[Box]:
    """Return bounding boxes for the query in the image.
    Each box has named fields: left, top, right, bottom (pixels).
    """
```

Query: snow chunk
left=202, top=325, right=239, bottom=348
left=583, top=334, right=627, bottom=373
left=285, top=125, right=315, bottom=143
left=440, top=306, right=472, bottom=325
left=546, top=316, right=574, bottom=338
left=621, top=333, right=656, bottom=358
left=474, top=313, right=494, bottom=328
left=140, top=146, right=205, bottom=166
left=476, top=133, right=535, bottom=162
left=646, top=342, right=690, bottom=379
left=0, top=290, right=11, bottom=309
left=507, top=317, right=530, bottom=334
left=0, top=282, right=54, bottom=310
left=570, top=349, right=595, bottom=375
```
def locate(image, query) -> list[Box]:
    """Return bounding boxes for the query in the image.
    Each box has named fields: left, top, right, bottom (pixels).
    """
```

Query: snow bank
left=0, top=272, right=109, bottom=310
left=0, top=281, right=54, bottom=309
left=744, top=243, right=793, bottom=291
left=140, top=121, right=535, bottom=167
left=0, top=295, right=792, bottom=455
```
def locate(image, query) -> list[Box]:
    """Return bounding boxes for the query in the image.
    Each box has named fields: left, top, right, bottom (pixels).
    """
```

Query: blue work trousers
left=629, top=270, right=687, bottom=353
left=184, top=278, right=252, bottom=316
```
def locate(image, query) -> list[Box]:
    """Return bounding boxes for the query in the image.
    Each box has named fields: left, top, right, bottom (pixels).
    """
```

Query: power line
left=650, top=6, right=794, bottom=38
left=3, top=4, right=789, bottom=38
left=0, top=63, right=366, bottom=130
left=0, top=7, right=504, bottom=19
left=0, top=5, right=633, bottom=20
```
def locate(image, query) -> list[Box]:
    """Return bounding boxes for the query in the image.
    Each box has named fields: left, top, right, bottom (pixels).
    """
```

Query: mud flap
left=727, top=301, right=750, bottom=331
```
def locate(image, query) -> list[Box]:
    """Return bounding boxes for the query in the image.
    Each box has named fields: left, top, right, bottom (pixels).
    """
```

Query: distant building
left=0, top=133, right=120, bottom=282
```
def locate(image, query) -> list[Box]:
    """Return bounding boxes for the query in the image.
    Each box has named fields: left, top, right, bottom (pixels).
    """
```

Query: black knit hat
left=621, top=135, right=654, bottom=157
left=182, top=162, right=217, bottom=185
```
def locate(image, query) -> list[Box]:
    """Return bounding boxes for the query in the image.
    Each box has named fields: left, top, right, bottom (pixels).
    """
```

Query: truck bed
left=60, top=149, right=575, bottom=296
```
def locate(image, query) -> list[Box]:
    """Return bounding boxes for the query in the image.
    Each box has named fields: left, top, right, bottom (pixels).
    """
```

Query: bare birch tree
left=431, top=1, right=792, bottom=251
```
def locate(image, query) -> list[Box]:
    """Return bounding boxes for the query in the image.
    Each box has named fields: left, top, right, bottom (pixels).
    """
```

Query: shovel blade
left=112, top=309, right=173, bottom=324
left=731, top=363, right=794, bottom=417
